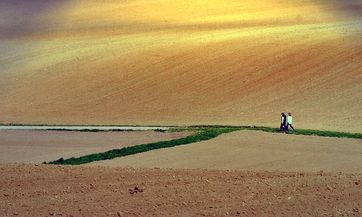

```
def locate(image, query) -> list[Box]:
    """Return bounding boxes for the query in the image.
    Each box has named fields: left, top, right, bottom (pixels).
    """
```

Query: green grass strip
left=184, top=125, right=362, bottom=139
left=48, top=127, right=239, bottom=165
left=240, top=126, right=362, bottom=139
left=47, top=125, right=361, bottom=165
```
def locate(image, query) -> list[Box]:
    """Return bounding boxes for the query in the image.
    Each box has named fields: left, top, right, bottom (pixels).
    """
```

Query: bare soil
left=92, top=131, right=362, bottom=173
left=0, top=164, right=361, bottom=217
left=0, top=130, right=190, bottom=163
left=1, top=1, right=362, bottom=133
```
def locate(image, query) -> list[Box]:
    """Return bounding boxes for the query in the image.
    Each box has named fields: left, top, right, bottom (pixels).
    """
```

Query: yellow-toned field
left=1, top=1, right=361, bottom=132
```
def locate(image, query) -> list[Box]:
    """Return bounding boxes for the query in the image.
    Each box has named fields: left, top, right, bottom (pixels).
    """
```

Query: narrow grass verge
left=47, top=125, right=361, bottom=165
left=241, top=126, right=362, bottom=139
left=48, top=127, right=239, bottom=165
left=45, top=128, right=135, bottom=132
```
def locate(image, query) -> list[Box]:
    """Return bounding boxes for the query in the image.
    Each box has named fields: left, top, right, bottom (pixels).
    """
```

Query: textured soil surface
left=91, top=130, right=362, bottom=173
left=0, top=130, right=190, bottom=163
left=1, top=1, right=362, bottom=133
left=0, top=164, right=361, bottom=217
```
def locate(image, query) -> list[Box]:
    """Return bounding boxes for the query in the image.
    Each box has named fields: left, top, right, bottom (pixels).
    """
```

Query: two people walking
left=280, top=112, right=295, bottom=132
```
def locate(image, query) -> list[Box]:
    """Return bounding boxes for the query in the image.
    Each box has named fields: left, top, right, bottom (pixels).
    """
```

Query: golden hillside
left=0, top=0, right=361, bottom=132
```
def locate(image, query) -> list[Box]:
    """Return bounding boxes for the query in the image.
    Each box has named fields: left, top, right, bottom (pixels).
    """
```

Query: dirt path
left=0, top=130, right=190, bottom=163
left=0, top=164, right=361, bottom=217
left=92, top=130, right=362, bottom=173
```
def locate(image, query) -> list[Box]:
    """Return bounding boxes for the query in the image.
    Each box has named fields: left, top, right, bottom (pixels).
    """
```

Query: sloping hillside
left=0, top=0, right=361, bottom=132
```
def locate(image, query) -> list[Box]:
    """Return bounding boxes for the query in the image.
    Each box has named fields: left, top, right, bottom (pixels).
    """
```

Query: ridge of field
left=1, top=164, right=361, bottom=216
left=92, top=130, right=362, bottom=173
left=1, top=1, right=362, bottom=132
left=0, top=130, right=190, bottom=164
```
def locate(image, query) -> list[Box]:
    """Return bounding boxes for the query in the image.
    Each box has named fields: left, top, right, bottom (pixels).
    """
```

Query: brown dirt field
left=0, top=130, right=190, bottom=164
left=1, top=1, right=362, bottom=133
left=92, top=131, right=362, bottom=173
left=0, top=164, right=361, bottom=217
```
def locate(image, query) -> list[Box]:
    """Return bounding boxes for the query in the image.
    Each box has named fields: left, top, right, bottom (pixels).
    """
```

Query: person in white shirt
left=287, top=112, right=295, bottom=131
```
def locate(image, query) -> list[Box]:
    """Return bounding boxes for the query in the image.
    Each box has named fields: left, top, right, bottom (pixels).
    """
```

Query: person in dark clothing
left=280, top=112, right=287, bottom=132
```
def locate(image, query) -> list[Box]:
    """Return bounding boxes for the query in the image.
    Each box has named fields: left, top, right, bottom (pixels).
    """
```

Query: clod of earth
left=129, top=187, right=144, bottom=194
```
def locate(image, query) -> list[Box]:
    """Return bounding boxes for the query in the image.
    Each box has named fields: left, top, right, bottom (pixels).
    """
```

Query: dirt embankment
left=0, top=164, right=361, bottom=217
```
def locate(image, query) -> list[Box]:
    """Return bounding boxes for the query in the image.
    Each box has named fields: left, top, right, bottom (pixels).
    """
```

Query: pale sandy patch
left=0, top=130, right=191, bottom=163
left=91, top=130, right=362, bottom=173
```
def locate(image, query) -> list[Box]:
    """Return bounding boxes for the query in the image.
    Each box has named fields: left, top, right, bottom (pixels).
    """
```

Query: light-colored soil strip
left=92, top=130, right=362, bottom=173
left=0, top=125, right=170, bottom=131
left=48, top=128, right=239, bottom=165
left=48, top=126, right=362, bottom=165
left=0, top=130, right=190, bottom=164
